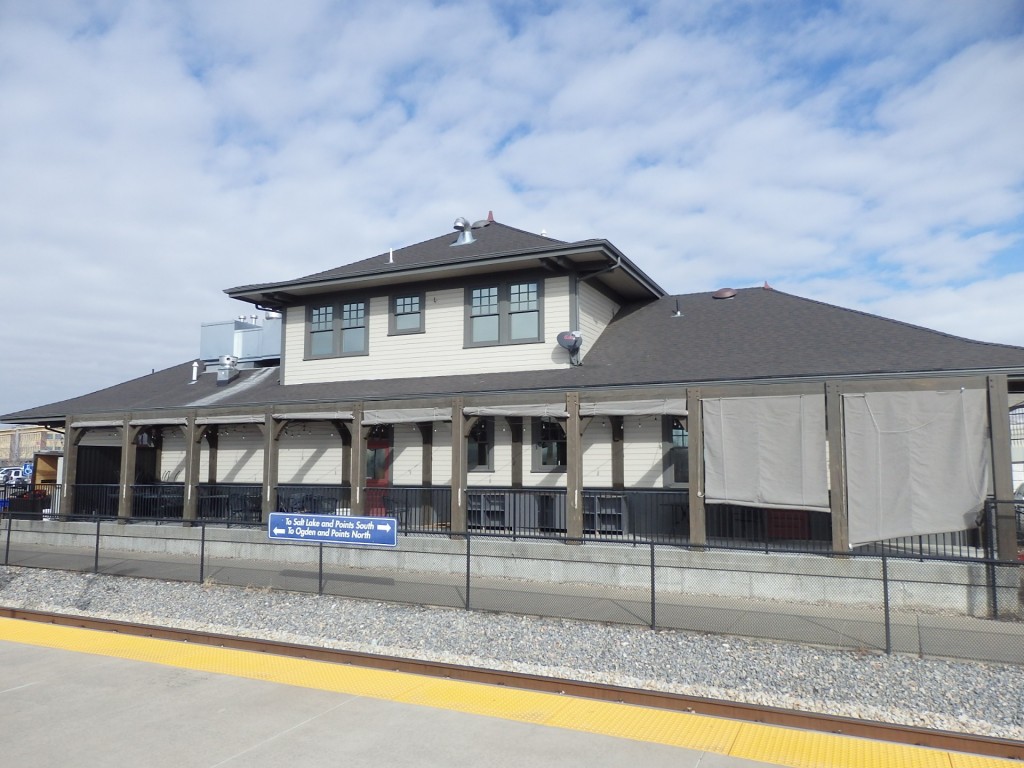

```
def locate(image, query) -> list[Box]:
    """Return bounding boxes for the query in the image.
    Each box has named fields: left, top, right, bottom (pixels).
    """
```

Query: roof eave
left=226, top=241, right=666, bottom=308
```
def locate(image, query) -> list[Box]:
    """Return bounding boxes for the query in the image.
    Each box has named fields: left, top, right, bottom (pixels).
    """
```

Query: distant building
left=0, top=425, right=64, bottom=466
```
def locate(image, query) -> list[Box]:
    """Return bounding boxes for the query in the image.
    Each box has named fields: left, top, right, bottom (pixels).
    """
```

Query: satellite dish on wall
left=557, top=331, right=582, bottom=366
left=557, top=331, right=582, bottom=353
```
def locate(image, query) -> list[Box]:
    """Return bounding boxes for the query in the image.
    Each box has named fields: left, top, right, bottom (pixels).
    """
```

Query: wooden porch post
left=987, top=375, right=1017, bottom=562
left=181, top=414, right=204, bottom=523
left=117, top=419, right=140, bottom=522
left=825, top=381, right=849, bottom=552
left=565, top=392, right=583, bottom=542
left=60, top=416, right=81, bottom=520
left=350, top=406, right=366, bottom=516
left=450, top=397, right=466, bottom=535
left=686, top=388, right=707, bottom=546
left=260, top=410, right=284, bottom=522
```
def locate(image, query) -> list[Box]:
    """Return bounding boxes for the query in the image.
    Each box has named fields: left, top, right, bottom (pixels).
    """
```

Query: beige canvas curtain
left=843, top=389, right=991, bottom=546
left=702, top=394, right=829, bottom=512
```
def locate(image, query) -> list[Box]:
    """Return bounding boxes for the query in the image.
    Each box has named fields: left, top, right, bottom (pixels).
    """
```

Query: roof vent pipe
left=191, top=361, right=199, bottom=383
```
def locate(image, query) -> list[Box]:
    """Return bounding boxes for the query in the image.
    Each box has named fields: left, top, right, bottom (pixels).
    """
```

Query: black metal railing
left=196, top=483, right=262, bottom=525
left=131, top=484, right=185, bottom=519
left=0, top=483, right=62, bottom=519
left=73, top=484, right=120, bottom=517
left=277, top=484, right=351, bottom=515
left=363, top=486, right=452, bottom=532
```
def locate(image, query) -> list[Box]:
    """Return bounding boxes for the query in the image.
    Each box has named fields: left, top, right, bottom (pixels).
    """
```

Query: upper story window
left=310, top=305, right=334, bottom=356
left=467, top=417, right=494, bottom=472
left=390, top=292, right=424, bottom=335
left=341, top=301, right=367, bottom=354
left=531, top=416, right=566, bottom=473
left=306, top=298, right=369, bottom=359
left=465, top=280, right=543, bottom=347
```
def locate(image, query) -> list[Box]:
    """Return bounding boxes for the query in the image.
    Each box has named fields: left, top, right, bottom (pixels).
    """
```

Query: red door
left=365, top=437, right=391, bottom=515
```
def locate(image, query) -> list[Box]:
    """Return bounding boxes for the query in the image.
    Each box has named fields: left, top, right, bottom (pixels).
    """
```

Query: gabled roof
left=5, top=286, right=1024, bottom=425
left=226, top=220, right=665, bottom=307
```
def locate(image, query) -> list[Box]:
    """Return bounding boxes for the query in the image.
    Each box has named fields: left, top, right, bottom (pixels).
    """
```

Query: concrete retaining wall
left=6, top=520, right=1021, bottom=618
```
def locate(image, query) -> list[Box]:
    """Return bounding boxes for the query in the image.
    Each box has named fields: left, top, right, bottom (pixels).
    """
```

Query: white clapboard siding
left=283, top=277, right=572, bottom=385
left=159, top=432, right=188, bottom=482
left=582, top=422, right=614, bottom=486
left=391, top=423, right=425, bottom=484
left=577, top=282, right=621, bottom=361
left=277, top=422, right=344, bottom=484
left=213, top=426, right=264, bottom=483
left=622, top=416, right=666, bottom=488
left=431, top=427, right=452, bottom=485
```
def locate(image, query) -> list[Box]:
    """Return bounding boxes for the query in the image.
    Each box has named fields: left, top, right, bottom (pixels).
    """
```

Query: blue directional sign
left=268, top=512, right=398, bottom=548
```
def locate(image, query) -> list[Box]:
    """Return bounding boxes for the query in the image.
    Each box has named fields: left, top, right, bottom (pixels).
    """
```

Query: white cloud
left=1, top=0, right=1022, bottom=417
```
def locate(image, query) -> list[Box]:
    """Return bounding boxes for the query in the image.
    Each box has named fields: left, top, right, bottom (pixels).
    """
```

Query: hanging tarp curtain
left=462, top=404, right=569, bottom=418
left=127, top=417, right=188, bottom=426
left=361, top=407, right=452, bottom=425
left=273, top=411, right=354, bottom=421
left=702, top=394, right=829, bottom=512
left=70, top=419, right=123, bottom=428
left=843, top=389, right=991, bottom=547
left=579, top=399, right=687, bottom=417
left=194, top=414, right=265, bottom=425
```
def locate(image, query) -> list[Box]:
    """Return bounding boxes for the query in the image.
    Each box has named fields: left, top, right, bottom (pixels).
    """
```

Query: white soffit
left=463, top=404, right=570, bottom=418
left=579, top=399, right=687, bottom=416
left=274, top=411, right=354, bottom=421
left=128, top=417, right=188, bottom=426
left=362, top=407, right=452, bottom=424
left=195, top=414, right=266, bottom=425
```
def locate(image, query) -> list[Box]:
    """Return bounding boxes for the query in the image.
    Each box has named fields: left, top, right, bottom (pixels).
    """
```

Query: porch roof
left=6, top=287, right=1024, bottom=427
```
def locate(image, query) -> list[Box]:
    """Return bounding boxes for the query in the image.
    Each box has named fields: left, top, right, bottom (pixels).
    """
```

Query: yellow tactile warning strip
left=0, top=618, right=1015, bottom=768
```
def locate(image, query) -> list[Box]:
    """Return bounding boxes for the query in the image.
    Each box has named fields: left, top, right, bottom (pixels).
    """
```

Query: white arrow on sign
left=376, top=523, right=392, bottom=532
left=272, top=527, right=286, bottom=535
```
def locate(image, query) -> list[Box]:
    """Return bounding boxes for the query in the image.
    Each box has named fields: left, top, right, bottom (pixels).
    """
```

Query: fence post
left=94, top=518, right=101, bottom=574
left=882, top=554, right=891, bottom=655
left=985, top=498, right=999, bottom=617
left=199, top=523, right=206, bottom=584
left=465, top=532, right=472, bottom=611
left=649, top=540, right=656, bottom=630
left=3, top=513, right=11, bottom=566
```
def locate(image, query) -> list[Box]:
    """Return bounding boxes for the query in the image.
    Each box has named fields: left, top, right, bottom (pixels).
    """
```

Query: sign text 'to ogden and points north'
left=267, top=512, right=398, bottom=548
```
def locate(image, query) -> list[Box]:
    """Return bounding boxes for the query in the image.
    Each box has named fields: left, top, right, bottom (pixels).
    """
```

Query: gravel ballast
left=1, top=566, right=1022, bottom=741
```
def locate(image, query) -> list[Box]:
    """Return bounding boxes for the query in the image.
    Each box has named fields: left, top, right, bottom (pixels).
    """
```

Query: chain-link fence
left=3, top=514, right=1022, bottom=665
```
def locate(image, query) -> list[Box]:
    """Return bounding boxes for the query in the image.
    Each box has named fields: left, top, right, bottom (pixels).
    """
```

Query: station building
left=3, top=216, right=1023, bottom=560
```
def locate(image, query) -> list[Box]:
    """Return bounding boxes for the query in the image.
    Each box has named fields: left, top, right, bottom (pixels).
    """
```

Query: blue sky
left=1, top=0, right=1023, bottom=418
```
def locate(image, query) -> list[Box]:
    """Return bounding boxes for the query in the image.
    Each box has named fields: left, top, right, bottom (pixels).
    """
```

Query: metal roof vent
left=712, top=287, right=737, bottom=300
left=216, top=355, right=239, bottom=387
left=451, top=216, right=491, bottom=246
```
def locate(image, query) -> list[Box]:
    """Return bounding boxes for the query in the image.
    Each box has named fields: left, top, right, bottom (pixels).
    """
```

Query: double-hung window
left=467, top=417, right=494, bottom=472
left=531, top=417, right=566, bottom=472
left=466, top=279, right=543, bottom=347
left=310, top=305, right=334, bottom=357
left=340, top=301, right=367, bottom=355
left=306, top=298, right=369, bottom=358
left=665, top=416, right=689, bottom=485
left=390, top=293, right=424, bottom=335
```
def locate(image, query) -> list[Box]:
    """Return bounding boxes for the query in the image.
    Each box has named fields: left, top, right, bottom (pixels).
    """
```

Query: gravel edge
left=1, top=566, right=1022, bottom=740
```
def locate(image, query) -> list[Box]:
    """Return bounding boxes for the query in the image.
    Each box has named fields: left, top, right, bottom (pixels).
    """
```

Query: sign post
left=267, top=512, right=397, bottom=548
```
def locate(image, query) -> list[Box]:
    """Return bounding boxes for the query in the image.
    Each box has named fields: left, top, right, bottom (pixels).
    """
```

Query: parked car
left=3, top=468, right=27, bottom=486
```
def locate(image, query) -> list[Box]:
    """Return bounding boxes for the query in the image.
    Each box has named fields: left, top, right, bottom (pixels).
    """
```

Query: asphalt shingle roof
left=226, top=222, right=570, bottom=294
left=6, top=287, right=1024, bottom=424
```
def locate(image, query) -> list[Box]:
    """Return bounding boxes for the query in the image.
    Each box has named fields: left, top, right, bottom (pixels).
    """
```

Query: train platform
left=0, top=618, right=1015, bottom=768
